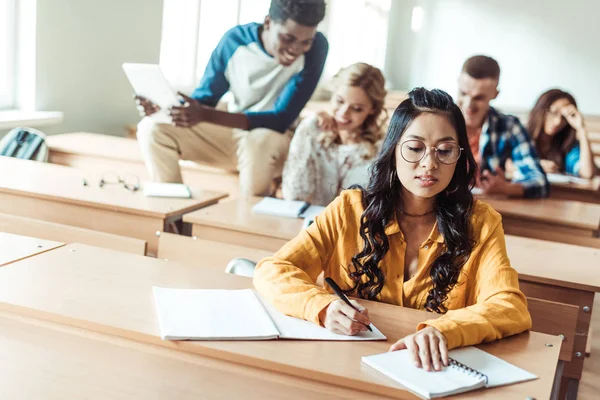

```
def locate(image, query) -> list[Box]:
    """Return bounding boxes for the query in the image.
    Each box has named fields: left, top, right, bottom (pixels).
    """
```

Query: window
left=159, top=0, right=391, bottom=92
left=160, top=0, right=270, bottom=93
left=0, top=0, right=16, bottom=109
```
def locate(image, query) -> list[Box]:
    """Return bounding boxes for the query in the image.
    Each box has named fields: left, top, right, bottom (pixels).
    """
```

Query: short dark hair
left=269, top=0, right=326, bottom=27
left=462, top=55, right=500, bottom=81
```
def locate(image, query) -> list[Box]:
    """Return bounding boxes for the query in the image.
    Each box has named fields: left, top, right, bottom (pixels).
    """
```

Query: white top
left=282, top=115, right=378, bottom=206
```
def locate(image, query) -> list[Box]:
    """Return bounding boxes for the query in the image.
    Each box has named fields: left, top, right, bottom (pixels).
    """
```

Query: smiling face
left=395, top=113, right=460, bottom=199
left=261, top=17, right=317, bottom=66
left=330, top=85, right=374, bottom=134
left=456, top=73, right=499, bottom=129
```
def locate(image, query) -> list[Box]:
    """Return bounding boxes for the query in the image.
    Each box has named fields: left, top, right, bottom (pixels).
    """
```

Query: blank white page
left=259, top=296, right=386, bottom=341
left=362, top=349, right=485, bottom=399
left=251, top=197, right=307, bottom=218
left=143, top=182, right=191, bottom=198
left=152, top=287, right=280, bottom=340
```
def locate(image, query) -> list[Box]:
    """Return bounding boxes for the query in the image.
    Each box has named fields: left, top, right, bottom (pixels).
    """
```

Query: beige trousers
left=136, top=116, right=291, bottom=197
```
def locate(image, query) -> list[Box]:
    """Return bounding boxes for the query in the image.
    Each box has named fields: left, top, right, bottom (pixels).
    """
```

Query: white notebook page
left=362, top=349, right=485, bottom=399
left=251, top=197, right=307, bottom=218
left=259, top=297, right=387, bottom=341
left=152, top=287, right=280, bottom=340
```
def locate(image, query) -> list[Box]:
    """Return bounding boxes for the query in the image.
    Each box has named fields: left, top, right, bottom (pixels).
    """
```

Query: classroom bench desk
left=505, top=235, right=600, bottom=398
left=184, top=197, right=303, bottom=252
left=550, top=177, right=600, bottom=204
left=0, top=232, right=64, bottom=266
left=0, top=244, right=561, bottom=400
left=47, top=132, right=241, bottom=198
left=0, top=157, right=227, bottom=255
left=0, top=311, right=402, bottom=400
left=479, top=196, right=600, bottom=248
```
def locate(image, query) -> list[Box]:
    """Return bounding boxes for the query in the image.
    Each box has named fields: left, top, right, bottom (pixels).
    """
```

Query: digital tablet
left=122, top=63, right=181, bottom=109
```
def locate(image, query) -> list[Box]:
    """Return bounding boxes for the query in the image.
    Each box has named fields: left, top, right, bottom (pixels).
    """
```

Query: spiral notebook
left=362, top=346, right=537, bottom=399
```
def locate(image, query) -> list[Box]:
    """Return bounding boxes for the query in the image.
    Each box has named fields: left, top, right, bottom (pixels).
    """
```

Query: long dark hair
left=528, top=89, right=577, bottom=170
left=346, top=88, right=478, bottom=313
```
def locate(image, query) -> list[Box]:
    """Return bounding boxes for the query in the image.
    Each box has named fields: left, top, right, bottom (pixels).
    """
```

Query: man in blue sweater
left=136, top=0, right=328, bottom=196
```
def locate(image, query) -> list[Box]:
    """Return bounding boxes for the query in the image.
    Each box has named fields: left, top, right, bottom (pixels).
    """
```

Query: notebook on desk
left=143, top=182, right=192, bottom=198
left=252, top=197, right=325, bottom=219
left=546, top=173, right=590, bottom=185
left=153, top=287, right=386, bottom=341
left=362, top=346, right=537, bottom=399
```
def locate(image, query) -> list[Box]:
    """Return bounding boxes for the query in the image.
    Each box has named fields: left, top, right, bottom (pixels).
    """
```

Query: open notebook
left=546, top=173, right=591, bottom=185
left=362, top=347, right=537, bottom=399
left=153, top=287, right=386, bottom=341
left=252, top=197, right=325, bottom=220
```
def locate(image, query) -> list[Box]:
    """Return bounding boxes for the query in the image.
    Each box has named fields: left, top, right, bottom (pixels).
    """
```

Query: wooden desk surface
left=184, top=197, right=303, bottom=240
left=0, top=312, right=395, bottom=400
left=0, top=244, right=560, bottom=400
left=0, top=157, right=227, bottom=218
left=0, top=232, right=64, bottom=266
left=506, top=235, right=600, bottom=293
left=551, top=177, right=600, bottom=193
left=478, top=197, right=600, bottom=231
left=48, top=132, right=236, bottom=176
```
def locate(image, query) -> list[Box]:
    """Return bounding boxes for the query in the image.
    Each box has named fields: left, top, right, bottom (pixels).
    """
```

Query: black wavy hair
left=269, top=0, right=326, bottom=27
left=346, top=87, right=478, bottom=313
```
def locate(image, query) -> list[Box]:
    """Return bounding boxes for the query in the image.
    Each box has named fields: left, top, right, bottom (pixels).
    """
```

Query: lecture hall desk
left=0, top=232, right=64, bottom=266
left=47, top=132, right=241, bottom=198
left=550, top=177, right=600, bottom=204
left=0, top=156, right=227, bottom=255
left=0, top=243, right=561, bottom=400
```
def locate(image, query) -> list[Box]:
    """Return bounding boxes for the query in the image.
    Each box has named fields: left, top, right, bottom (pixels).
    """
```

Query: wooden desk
left=479, top=197, right=600, bottom=248
left=184, top=197, right=302, bottom=252
left=0, top=157, right=227, bottom=255
left=0, top=232, right=64, bottom=266
left=550, top=177, right=600, bottom=204
left=0, top=244, right=561, bottom=400
left=505, top=235, right=600, bottom=397
left=47, top=132, right=241, bottom=198
left=0, top=312, right=396, bottom=400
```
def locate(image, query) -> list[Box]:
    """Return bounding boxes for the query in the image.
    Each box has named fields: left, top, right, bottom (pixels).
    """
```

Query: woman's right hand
left=316, top=111, right=338, bottom=132
left=540, top=159, right=559, bottom=174
left=319, top=299, right=371, bottom=335
left=135, top=95, right=161, bottom=117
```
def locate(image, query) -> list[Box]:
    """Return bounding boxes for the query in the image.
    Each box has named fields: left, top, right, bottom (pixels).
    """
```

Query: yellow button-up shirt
left=253, top=189, right=531, bottom=349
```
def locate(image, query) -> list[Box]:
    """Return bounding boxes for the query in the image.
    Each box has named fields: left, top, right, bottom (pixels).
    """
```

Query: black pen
left=324, top=277, right=372, bottom=332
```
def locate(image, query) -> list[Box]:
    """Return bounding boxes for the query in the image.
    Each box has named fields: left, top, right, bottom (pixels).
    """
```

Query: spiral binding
left=448, top=357, right=489, bottom=384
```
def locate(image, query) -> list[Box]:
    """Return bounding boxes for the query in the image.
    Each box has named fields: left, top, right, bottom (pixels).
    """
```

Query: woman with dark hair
left=528, top=89, right=595, bottom=178
left=254, top=88, right=531, bottom=371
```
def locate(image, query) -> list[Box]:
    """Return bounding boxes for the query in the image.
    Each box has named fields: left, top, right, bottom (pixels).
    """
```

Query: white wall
left=386, top=0, right=600, bottom=115
left=35, top=0, right=164, bottom=135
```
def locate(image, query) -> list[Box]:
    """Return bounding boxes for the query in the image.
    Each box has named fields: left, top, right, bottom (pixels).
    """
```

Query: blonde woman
left=282, top=63, right=387, bottom=206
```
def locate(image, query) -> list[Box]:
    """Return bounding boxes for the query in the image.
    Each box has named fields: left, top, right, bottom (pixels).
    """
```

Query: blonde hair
left=318, top=63, right=387, bottom=158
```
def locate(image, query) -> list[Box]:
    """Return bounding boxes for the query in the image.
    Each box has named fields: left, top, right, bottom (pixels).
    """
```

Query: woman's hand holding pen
left=319, top=299, right=371, bottom=336
left=389, top=326, right=449, bottom=372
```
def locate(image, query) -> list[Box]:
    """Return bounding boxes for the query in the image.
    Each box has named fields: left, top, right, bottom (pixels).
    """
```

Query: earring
left=389, top=171, right=395, bottom=189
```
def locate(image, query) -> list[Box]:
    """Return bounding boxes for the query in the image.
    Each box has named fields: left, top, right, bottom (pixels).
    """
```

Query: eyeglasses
left=399, top=140, right=463, bottom=165
left=98, top=172, right=140, bottom=192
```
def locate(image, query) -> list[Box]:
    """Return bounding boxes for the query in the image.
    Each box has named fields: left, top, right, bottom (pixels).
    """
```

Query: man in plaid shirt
left=457, top=55, right=549, bottom=198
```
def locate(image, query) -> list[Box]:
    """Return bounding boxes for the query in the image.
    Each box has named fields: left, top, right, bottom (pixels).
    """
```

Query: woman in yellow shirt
left=253, top=87, right=531, bottom=372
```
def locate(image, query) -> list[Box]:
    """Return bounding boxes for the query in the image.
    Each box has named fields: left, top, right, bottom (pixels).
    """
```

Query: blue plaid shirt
left=479, top=107, right=550, bottom=198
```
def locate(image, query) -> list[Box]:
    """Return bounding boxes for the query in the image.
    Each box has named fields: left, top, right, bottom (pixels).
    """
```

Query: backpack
left=0, top=127, right=49, bottom=162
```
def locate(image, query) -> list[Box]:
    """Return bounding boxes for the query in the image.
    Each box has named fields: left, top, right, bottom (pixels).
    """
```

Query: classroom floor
left=578, top=295, right=600, bottom=399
